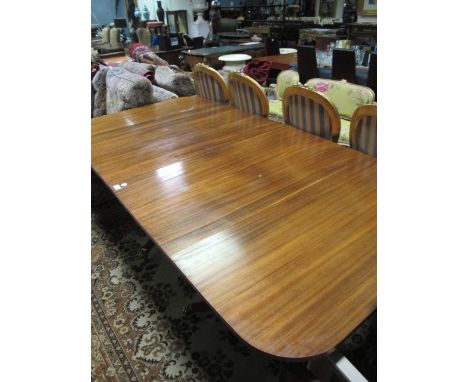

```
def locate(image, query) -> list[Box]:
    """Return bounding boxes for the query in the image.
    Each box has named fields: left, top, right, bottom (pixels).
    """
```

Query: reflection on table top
left=92, top=96, right=376, bottom=359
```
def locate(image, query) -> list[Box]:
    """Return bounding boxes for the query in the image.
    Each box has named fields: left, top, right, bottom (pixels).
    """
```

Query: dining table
left=91, top=96, right=376, bottom=360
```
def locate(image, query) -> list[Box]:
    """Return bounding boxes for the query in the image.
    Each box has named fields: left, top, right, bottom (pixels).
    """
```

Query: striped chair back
left=283, top=85, right=341, bottom=142
left=350, top=104, right=377, bottom=158
left=228, top=72, right=269, bottom=117
left=192, top=63, right=230, bottom=103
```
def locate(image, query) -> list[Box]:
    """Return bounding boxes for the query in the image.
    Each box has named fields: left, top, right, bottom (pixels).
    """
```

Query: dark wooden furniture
left=367, top=52, right=377, bottom=99
left=332, top=48, right=356, bottom=83
left=166, top=10, right=189, bottom=35
left=92, top=96, right=376, bottom=359
left=265, top=36, right=280, bottom=56
left=98, top=46, right=190, bottom=67
left=182, top=43, right=265, bottom=69
left=297, top=45, right=319, bottom=83
left=218, top=32, right=253, bottom=45
left=347, top=23, right=377, bottom=46
left=153, top=46, right=190, bottom=66
left=254, top=53, right=296, bottom=71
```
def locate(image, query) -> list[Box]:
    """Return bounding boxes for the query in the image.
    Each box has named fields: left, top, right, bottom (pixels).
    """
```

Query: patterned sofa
left=91, top=62, right=195, bottom=117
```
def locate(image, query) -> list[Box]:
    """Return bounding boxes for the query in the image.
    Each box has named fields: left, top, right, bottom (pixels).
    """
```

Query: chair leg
left=140, top=239, right=154, bottom=255
left=182, top=301, right=210, bottom=314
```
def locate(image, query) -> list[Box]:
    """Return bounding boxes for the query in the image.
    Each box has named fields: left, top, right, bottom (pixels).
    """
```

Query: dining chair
left=228, top=72, right=269, bottom=117
left=332, top=48, right=356, bottom=83
left=192, top=63, right=230, bottom=103
left=297, top=45, right=319, bottom=83
left=282, top=85, right=341, bottom=142
left=269, top=69, right=300, bottom=118
left=265, top=36, right=280, bottom=56
left=304, top=78, right=375, bottom=146
left=350, top=103, right=377, bottom=158
left=367, top=52, right=377, bottom=100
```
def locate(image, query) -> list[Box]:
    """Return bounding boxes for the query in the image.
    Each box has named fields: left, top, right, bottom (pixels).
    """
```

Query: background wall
left=91, top=0, right=197, bottom=35
left=92, top=0, right=127, bottom=26
left=357, top=15, right=376, bottom=22
left=134, top=0, right=196, bottom=35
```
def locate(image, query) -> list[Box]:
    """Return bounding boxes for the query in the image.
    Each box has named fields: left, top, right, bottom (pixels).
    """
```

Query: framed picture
left=319, top=0, right=336, bottom=18
left=358, top=0, right=377, bottom=16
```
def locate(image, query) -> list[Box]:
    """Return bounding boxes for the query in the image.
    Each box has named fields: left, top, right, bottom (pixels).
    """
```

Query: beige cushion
left=305, top=79, right=375, bottom=119
left=338, top=118, right=350, bottom=146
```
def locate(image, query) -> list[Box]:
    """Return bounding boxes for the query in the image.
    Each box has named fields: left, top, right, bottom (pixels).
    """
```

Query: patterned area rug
left=91, top=177, right=376, bottom=382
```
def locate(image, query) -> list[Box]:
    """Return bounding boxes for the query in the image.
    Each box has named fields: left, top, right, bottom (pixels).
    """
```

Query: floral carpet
left=91, top=177, right=376, bottom=382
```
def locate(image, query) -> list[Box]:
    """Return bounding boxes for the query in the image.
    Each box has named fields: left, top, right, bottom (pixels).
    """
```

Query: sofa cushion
left=339, top=118, right=350, bottom=146
left=305, top=78, right=374, bottom=119
left=120, top=61, right=155, bottom=83
left=106, top=67, right=154, bottom=114
left=92, top=66, right=108, bottom=117
left=154, top=65, right=196, bottom=97
left=152, top=85, right=178, bottom=102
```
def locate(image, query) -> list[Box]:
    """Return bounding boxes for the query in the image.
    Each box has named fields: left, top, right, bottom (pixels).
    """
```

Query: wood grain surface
left=92, top=96, right=376, bottom=360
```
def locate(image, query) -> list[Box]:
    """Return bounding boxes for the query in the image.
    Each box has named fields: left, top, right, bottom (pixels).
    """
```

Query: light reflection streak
left=156, top=162, right=184, bottom=181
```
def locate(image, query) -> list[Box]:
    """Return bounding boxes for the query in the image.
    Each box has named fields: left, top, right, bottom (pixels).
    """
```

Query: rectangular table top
left=182, top=42, right=265, bottom=57
left=91, top=96, right=376, bottom=360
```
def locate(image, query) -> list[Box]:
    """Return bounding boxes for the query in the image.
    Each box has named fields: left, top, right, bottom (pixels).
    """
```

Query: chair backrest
left=192, top=63, right=230, bottom=103
left=350, top=104, right=377, bottom=158
left=297, top=45, right=318, bottom=83
left=366, top=52, right=377, bottom=99
left=275, top=70, right=300, bottom=100
left=228, top=72, right=269, bottom=117
left=265, top=37, right=280, bottom=55
left=304, top=78, right=375, bottom=120
left=282, top=85, right=341, bottom=142
left=332, top=48, right=356, bottom=83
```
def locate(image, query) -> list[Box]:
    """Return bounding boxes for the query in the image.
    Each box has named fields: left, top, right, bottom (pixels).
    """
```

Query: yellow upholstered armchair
left=268, top=69, right=301, bottom=119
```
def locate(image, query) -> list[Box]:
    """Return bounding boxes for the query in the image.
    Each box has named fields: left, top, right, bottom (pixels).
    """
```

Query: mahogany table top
left=91, top=96, right=376, bottom=359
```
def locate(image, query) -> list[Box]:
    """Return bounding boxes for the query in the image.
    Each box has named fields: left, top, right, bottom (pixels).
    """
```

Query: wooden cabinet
left=166, top=10, right=189, bottom=35
left=347, top=23, right=377, bottom=45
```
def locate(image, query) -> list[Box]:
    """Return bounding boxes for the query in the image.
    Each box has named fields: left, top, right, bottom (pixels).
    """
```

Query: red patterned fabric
left=128, top=43, right=168, bottom=66
left=242, top=60, right=272, bottom=85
